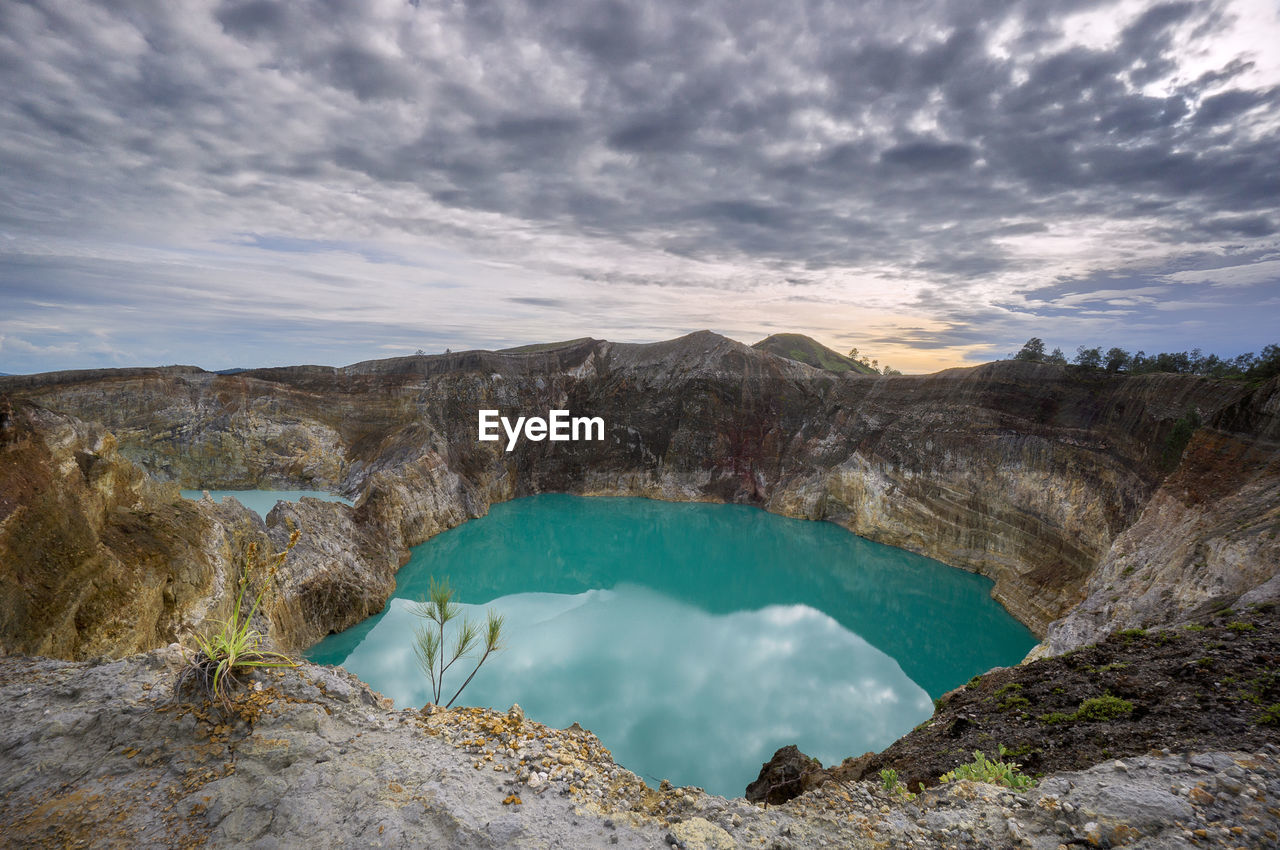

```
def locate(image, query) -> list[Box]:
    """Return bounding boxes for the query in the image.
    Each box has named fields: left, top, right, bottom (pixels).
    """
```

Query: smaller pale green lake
left=307, top=494, right=1036, bottom=797
left=180, top=489, right=353, bottom=519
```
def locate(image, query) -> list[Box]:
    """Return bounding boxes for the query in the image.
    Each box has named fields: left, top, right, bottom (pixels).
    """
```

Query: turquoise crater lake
left=180, top=489, right=354, bottom=519
left=307, top=494, right=1036, bottom=797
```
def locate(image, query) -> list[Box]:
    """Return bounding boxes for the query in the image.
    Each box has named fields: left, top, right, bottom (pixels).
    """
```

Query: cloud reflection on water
left=330, top=585, right=932, bottom=797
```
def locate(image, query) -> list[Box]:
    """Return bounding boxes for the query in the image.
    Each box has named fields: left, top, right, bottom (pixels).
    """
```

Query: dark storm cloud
left=880, top=141, right=976, bottom=171
left=214, top=1, right=289, bottom=38
left=322, top=45, right=419, bottom=102
left=1191, top=215, right=1277, bottom=238
left=1, top=0, right=1278, bottom=371
left=6, top=0, right=1275, bottom=263
left=1192, top=86, right=1280, bottom=126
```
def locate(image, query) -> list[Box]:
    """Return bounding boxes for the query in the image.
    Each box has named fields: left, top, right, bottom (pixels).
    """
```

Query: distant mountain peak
left=752, top=333, right=878, bottom=374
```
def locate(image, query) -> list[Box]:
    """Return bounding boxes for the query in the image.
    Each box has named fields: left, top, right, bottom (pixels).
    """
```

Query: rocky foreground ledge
left=1, top=650, right=1277, bottom=849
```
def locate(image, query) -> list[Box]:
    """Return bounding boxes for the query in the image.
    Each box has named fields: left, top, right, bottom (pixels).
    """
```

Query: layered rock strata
left=0, top=400, right=397, bottom=657
left=1044, top=377, right=1280, bottom=652
left=4, top=333, right=1280, bottom=847
left=3, top=332, right=1277, bottom=655
left=0, top=401, right=261, bottom=658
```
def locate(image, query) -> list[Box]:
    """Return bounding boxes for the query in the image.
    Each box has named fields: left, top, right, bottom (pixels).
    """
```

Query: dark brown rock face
left=745, top=745, right=828, bottom=805
left=853, top=605, right=1280, bottom=793
left=0, top=395, right=14, bottom=446
left=2, top=332, right=1277, bottom=657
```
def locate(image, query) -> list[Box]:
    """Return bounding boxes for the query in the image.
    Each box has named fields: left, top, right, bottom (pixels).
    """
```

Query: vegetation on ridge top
left=752, top=333, right=884, bottom=375
left=1012, top=337, right=1280, bottom=384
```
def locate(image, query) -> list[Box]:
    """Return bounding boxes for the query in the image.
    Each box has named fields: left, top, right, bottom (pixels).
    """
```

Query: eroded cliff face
left=1043, top=378, right=1280, bottom=653
left=262, top=498, right=404, bottom=650
left=0, top=398, right=412, bottom=657
left=3, top=332, right=1275, bottom=656
left=0, top=401, right=259, bottom=657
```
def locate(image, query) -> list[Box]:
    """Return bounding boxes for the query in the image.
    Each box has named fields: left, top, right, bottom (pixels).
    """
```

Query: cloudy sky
left=1, top=0, right=1278, bottom=374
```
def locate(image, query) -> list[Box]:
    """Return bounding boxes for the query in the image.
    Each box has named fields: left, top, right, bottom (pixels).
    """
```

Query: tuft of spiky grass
left=175, top=529, right=300, bottom=708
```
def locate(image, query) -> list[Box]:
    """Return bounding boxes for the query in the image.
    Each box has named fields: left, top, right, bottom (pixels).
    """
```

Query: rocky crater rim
left=0, top=643, right=1277, bottom=849
left=2, top=334, right=1279, bottom=846
left=2, top=332, right=1277, bottom=659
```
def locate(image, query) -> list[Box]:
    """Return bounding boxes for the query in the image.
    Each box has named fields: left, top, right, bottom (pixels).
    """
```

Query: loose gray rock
left=1, top=651, right=1276, bottom=849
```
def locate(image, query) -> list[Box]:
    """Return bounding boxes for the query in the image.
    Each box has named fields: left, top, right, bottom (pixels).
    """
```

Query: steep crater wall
left=4, top=332, right=1276, bottom=656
